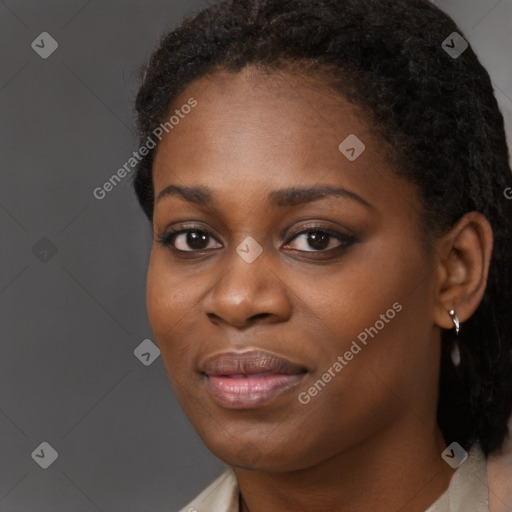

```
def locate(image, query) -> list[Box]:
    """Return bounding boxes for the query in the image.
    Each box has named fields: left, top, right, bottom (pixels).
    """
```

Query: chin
left=204, top=436, right=315, bottom=473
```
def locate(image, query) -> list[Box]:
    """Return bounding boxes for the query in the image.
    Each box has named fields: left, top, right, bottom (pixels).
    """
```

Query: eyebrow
left=155, top=184, right=373, bottom=209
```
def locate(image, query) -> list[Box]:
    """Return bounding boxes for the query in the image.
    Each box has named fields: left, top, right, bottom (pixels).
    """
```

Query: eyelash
left=156, top=223, right=356, bottom=256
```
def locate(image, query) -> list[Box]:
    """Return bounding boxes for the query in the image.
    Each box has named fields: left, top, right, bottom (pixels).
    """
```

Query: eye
left=284, top=226, right=355, bottom=252
left=157, top=226, right=222, bottom=252
left=157, top=223, right=356, bottom=255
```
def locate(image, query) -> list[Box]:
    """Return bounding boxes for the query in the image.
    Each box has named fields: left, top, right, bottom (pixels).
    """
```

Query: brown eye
left=285, top=228, right=355, bottom=253
left=158, top=227, right=222, bottom=252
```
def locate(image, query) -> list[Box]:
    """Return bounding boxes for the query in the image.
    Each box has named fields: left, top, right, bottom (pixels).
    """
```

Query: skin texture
left=146, top=66, right=493, bottom=512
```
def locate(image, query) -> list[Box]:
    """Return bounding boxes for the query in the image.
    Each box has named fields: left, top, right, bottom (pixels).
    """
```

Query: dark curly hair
left=133, top=0, right=512, bottom=456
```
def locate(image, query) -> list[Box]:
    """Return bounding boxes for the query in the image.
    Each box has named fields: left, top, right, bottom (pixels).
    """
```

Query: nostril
left=207, top=312, right=221, bottom=324
left=249, top=313, right=271, bottom=321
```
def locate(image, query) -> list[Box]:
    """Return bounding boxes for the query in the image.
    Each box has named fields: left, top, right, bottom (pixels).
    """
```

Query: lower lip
left=205, top=373, right=306, bottom=409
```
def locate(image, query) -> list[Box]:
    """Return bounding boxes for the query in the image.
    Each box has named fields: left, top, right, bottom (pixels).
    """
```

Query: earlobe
left=433, top=211, right=493, bottom=329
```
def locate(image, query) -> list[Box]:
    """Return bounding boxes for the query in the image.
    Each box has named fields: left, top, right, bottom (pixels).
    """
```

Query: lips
left=202, top=350, right=307, bottom=376
left=201, top=350, right=307, bottom=409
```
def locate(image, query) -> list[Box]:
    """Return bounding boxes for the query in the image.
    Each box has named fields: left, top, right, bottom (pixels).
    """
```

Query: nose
left=202, top=242, right=292, bottom=328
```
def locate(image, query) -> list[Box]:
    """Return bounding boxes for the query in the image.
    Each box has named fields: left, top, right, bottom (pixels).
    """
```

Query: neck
left=235, top=420, right=455, bottom=512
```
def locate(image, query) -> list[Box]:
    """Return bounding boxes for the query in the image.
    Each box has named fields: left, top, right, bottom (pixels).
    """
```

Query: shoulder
left=426, top=444, right=489, bottom=512
left=177, top=467, right=239, bottom=512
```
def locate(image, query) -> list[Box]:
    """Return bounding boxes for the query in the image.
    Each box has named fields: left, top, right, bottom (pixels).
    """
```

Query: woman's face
left=147, top=67, right=443, bottom=471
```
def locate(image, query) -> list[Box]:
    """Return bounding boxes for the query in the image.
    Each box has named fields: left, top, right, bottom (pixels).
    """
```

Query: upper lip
left=201, top=349, right=307, bottom=376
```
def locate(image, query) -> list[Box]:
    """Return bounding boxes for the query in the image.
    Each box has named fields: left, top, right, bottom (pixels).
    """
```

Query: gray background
left=0, top=1, right=511, bottom=511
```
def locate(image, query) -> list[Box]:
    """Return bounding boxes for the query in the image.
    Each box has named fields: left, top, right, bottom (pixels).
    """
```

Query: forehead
left=151, top=66, right=419, bottom=224
left=155, top=68, right=376, bottom=172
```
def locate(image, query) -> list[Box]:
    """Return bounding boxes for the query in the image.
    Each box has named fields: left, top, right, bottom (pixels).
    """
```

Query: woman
left=132, top=0, right=512, bottom=510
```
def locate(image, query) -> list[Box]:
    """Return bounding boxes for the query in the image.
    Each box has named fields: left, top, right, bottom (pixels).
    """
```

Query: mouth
left=200, top=350, right=308, bottom=409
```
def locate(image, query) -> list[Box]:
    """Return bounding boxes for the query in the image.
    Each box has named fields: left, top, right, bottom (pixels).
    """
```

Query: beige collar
left=179, top=444, right=488, bottom=512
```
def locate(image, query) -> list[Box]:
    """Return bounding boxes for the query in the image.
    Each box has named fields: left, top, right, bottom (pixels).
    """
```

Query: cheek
left=146, top=251, right=198, bottom=365
left=291, top=247, right=410, bottom=349
left=299, top=237, right=434, bottom=388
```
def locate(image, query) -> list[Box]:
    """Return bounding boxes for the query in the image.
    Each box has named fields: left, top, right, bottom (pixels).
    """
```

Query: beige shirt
left=178, top=444, right=489, bottom=512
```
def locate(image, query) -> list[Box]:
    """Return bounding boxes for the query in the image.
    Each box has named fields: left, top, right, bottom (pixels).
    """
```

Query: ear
left=434, top=212, right=493, bottom=330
